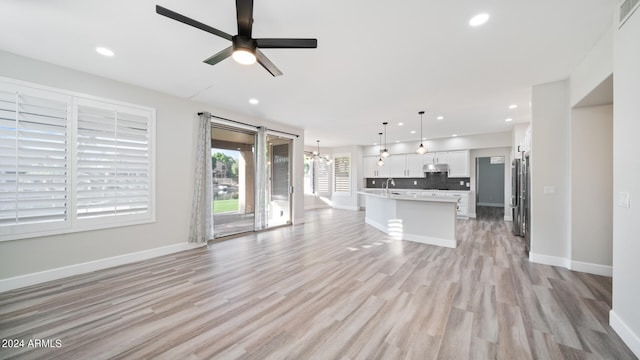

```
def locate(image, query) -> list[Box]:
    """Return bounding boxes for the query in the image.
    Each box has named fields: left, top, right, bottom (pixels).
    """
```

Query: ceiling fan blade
left=255, top=38, right=318, bottom=49
left=156, top=5, right=233, bottom=41
left=203, top=46, right=233, bottom=66
left=236, top=0, right=254, bottom=37
left=255, top=49, right=283, bottom=77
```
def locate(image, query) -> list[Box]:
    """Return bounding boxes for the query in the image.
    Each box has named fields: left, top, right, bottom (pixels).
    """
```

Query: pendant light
left=416, top=111, right=427, bottom=154
left=377, top=132, right=384, bottom=166
left=381, top=122, right=390, bottom=158
left=314, top=140, right=331, bottom=163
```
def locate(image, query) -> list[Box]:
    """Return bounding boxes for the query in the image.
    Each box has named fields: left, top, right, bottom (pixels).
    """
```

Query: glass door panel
left=266, top=135, right=292, bottom=228
left=211, top=126, right=256, bottom=238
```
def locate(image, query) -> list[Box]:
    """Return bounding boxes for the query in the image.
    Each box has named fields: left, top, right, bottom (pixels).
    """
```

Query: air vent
left=619, top=0, right=640, bottom=28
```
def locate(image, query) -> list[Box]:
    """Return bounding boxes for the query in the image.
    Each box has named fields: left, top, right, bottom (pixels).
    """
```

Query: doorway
left=476, top=156, right=505, bottom=219
left=211, top=126, right=256, bottom=238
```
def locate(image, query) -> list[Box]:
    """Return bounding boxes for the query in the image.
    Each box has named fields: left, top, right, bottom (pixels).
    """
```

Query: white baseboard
left=469, top=213, right=477, bottom=219
left=571, top=260, right=612, bottom=277
left=529, top=252, right=571, bottom=268
left=528, top=253, right=613, bottom=277
left=332, top=204, right=359, bottom=211
left=610, top=310, right=640, bottom=358
left=504, top=215, right=513, bottom=221
left=0, top=242, right=205, bottom=293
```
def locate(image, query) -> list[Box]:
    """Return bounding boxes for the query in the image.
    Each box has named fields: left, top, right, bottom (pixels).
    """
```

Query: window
left=315, top=159, right=329, bottom=194
left=333, top=154, right=351, bottom=194
left=0, top=79, right=155, bottom=241
left=303, top=152, right=314, bottom=194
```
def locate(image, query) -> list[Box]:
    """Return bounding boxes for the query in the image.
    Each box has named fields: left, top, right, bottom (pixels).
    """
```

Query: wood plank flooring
left=0, top=208, right=636, bottom=359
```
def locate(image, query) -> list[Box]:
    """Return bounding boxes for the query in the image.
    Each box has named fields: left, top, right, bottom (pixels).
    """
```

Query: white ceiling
left=0, top=0, right=614, bottom=147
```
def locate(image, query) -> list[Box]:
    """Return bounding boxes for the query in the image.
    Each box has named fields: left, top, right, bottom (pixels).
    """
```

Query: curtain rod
left=198, top=112, right=300, bottom=138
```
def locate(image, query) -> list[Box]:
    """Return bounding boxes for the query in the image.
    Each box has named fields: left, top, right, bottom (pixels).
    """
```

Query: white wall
left=0, top=50, right=304, bottom=281
left=611, top=4, right=640, bottom=357
left=362, top=131, right=512, bottom=157
left=571, top=105, right=613, bottom=272
left=570, top=26, right=613, bottom=107
left=530, top=79, right=571, bottom=266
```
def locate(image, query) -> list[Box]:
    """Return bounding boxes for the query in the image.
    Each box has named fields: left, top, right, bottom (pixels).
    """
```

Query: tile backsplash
left=366, top=173, right=470, bottom=191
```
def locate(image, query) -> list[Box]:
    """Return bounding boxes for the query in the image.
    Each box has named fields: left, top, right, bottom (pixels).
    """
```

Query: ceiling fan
left=156, top=1, right=317, bottom=77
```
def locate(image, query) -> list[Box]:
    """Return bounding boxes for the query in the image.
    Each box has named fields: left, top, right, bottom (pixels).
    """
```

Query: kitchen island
left=358, top=189, right=459, bottom=248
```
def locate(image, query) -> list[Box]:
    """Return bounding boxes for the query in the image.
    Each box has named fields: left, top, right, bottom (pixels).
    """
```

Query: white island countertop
left=358, top=189, right=459, bottom=248
left=357, top=189, right=460, bottom=203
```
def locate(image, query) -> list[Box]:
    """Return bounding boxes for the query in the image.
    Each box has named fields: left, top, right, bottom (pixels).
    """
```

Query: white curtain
left=254, top=126, right=268, bottom=231
left=189, top=112, right=213, bottom=243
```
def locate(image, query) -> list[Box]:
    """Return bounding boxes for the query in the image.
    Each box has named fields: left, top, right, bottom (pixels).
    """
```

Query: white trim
left=529, top=252, right=571, bottom=268
left=610, top=310, right=640, bottom=358
left=0, top=242, right=204, bottom=293
left=469, top=212, right=477, bottom=218
left=504, top=215, right=513, bottom=221
left=365, top=218, right=456, bottom=248
left=570, top=260, right=612, bottom=277
left=332, top=204, right=359, bottom=211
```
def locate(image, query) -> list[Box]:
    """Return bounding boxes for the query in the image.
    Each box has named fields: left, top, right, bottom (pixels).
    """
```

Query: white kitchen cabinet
left=447, top=150, right=470, bottom=177
left=386, top=155, right=406, bottom=177
left=364, top=156, right=393, bottom=177
left=405, top=154, right=425, bottom=177
left=425, top=152, right=449, bottom=164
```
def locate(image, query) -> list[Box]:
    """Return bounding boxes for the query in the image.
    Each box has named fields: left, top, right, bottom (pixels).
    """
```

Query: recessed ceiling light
left=398, top=122, right=404, bottom=126
left=452, top=134, right=458, bottom=137
left=505, top=118, right=513, bottom=122
left=422, top=137, right=427, bottom=140
left=436, top=116, right=444, bottom=120
left=410, top=130, right=416, bottom=134
left=508, top=104, right=518, bottom=109
left=249, top=98, right=259, bottom=105
left=395, top=140, right=400, bottom=143
left=469, top=13, right=490, bottom=27
left=96, top=47, right=114, bottom=57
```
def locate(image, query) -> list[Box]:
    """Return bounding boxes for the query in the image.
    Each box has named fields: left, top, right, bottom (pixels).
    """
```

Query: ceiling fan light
left=232, top=49, right=256, bottom=65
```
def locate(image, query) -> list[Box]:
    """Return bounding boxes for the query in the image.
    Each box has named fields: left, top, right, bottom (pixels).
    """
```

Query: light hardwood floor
left=0, top=208, right=636, bottom=359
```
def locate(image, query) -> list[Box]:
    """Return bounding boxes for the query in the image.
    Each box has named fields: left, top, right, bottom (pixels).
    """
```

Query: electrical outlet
left=413, top=181, right=417, bottom=185
left=466, top=182, right=470, bottom=187
left=372, top=180, right=375, bottom=185
left=459, top=181, right=464, bottom=185
left=544, top=186, right=556, bottom=194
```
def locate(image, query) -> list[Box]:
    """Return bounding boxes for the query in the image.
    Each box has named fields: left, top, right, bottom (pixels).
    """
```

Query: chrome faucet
left=385, top=178, right=395, bottom=194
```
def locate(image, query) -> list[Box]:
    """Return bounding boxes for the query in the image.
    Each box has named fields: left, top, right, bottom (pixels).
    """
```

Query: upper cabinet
left=447, top=150, right=470, bottom=177
left=424, top=152, right=449, bottom=165
left=405, top=154, right=425, bottom=177
left=364, top=150, right=469, bottom=178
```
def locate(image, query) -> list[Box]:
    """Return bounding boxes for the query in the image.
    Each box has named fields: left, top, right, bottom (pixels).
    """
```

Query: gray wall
left=476, top=157, right=505, bottom=206
left=571, top=104, right=612, bottom=268
left=0, top=50, right=304, bottom=279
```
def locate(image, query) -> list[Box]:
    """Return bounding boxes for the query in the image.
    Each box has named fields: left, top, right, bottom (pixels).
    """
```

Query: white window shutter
left=0, top=87, right=70, bottom=228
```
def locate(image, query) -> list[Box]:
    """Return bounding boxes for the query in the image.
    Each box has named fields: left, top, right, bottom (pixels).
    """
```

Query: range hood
left=423, top=163, right=449, bottom=173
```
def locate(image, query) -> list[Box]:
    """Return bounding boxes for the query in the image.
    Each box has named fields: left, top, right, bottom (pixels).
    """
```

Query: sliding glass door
left=266, top=134, right=292, bottom=228
left=211, top=126, right=256, bottom=238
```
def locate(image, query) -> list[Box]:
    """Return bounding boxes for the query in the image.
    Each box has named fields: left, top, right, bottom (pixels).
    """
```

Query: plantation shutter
left=76, top=100, right=151, bottom=219
left=333, top=155, right=351, bottom=193
left=316, top=160, right=329, bottom=194
left=0, top=87, right=70, bottom=228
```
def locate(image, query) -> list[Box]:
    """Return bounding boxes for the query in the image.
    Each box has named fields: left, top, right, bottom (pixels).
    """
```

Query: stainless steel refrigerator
left=511, top=154, right=531, bottom=251
left=510, top=159, right=523, bottom=236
